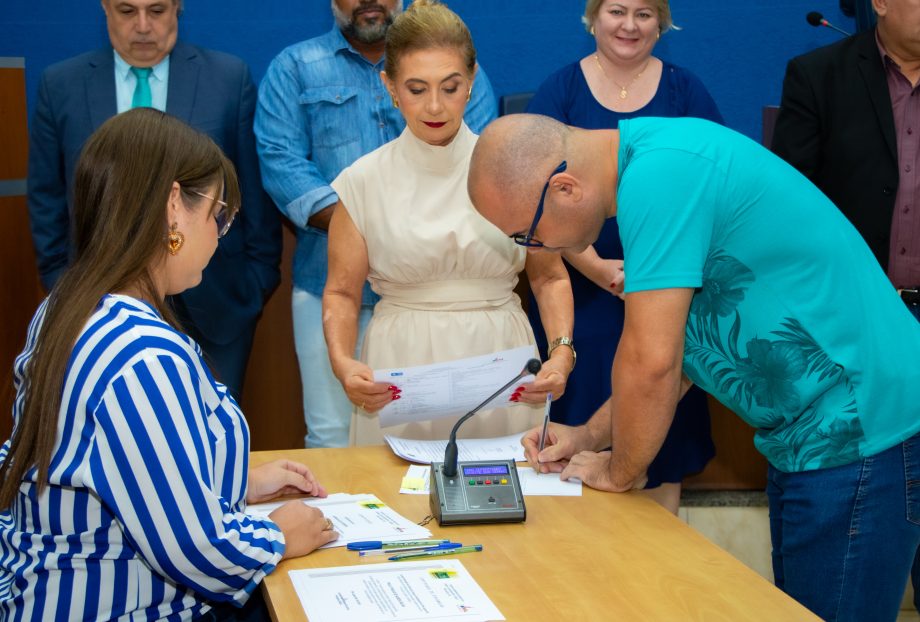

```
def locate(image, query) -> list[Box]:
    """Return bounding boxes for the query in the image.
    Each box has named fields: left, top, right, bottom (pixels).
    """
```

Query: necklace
left=594, top=54, right=651, bottom=100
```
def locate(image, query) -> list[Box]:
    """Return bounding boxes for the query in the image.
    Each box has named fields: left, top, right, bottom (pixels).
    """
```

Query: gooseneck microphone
left=806, top=11, right=852, bottom=37
left=441, top=358, right=542, bottom=478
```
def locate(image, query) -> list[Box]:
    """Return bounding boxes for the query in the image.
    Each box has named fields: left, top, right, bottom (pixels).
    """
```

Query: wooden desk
left=253, top=447, right=817, bottom=621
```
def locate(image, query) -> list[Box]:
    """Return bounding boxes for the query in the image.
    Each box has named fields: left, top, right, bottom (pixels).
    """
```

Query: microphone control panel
left=429, top=460, right=526, bottom=525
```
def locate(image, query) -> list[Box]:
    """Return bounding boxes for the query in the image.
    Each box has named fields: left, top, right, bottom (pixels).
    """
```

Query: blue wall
left=1, top=1, right=853, bottom=141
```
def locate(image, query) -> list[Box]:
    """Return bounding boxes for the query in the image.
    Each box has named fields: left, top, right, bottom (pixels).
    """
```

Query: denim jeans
left=767, top=431, right=920, bottom=621
left=292, top=287, right=372, bottom=448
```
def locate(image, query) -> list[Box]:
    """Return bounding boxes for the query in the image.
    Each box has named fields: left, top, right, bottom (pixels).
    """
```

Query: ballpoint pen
left=388, top=545, right=483, bottom=561
left=346, top=539, right=449, bottom=551
left=538, top=393, right=552, bottom=454
left=360, top=543, right=462, bottom=557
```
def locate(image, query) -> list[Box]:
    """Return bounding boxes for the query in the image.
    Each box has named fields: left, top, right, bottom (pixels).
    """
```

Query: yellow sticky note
left=401, top=476, right=426, bottom=492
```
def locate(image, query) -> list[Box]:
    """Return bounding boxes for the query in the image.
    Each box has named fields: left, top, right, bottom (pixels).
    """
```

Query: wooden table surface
left=253, top=447, right=818, bottom=621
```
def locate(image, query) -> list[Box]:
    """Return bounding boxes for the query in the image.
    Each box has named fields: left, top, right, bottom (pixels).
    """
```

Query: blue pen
left=346, top=539, right=449, bottom=551
left=359, top=543, right=462, bottom=557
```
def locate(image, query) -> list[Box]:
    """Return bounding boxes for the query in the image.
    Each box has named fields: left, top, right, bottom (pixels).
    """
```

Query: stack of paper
left=246, top=493, right=430, bottom=548
left=290, top=559, right=505, bottom=622
left=385, top=433, right=526, bottom=464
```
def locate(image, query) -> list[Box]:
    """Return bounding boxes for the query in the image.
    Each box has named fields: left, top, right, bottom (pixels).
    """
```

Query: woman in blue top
left=0, top=109, right=337, bottom=621
left=527, top=0, right=720, bottom=513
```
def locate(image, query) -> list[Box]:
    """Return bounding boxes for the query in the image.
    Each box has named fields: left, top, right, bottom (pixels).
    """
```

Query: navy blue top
left=527, top=59, right=722, bottom=487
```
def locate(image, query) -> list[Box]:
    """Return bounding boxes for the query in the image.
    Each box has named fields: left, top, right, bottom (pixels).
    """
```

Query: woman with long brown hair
left=0, top=108, right=335, bottom=621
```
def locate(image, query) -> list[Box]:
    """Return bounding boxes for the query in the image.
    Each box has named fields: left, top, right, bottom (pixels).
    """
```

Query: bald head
left=469, top=113, right=615, bottom=252
left=468, top=114, right=569, bottom=232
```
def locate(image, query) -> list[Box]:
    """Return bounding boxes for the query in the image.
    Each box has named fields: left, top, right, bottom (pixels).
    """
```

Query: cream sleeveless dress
left=332, top=123, right=542, bottom=445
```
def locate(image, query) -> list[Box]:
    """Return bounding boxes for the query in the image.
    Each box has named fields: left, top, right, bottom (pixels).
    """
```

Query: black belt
left=902, top=288, right=920, bottom=306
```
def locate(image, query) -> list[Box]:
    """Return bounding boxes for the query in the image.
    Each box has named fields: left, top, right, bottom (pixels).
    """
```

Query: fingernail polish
left=388, top=385, right=399, bottom=391
left=510, top=397, right=519, bottom=402
left=516, top=386, right=525, bottom=392
left=393, top=395, right=401, bottom=400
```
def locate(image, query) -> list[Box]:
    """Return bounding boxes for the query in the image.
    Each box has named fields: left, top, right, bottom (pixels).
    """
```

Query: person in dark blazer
left=27, top=0, right=280, bottom=399
left=771, top=1, right=918, bottom=293
left=771, top=0, right=920, bottom=614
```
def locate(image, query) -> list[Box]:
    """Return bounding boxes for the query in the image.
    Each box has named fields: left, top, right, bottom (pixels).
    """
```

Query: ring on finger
left=324, top=517, right=333, bottom=531
left=360, top=401, right=366, bottom=410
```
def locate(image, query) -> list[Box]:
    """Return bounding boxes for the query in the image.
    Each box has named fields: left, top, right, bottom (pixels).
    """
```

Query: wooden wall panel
left=685, top=397, right=768, bottom=490
left=242, top=222, right=305, bottom=450
left=0, top=62, right=40, bottom=446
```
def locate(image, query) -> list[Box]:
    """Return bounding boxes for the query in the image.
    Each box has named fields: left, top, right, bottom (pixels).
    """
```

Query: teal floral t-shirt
left=616, top=117, right=920, bottom=473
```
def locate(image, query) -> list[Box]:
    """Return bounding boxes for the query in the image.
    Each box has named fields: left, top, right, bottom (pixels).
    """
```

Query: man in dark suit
left=771, top=0, right=920, bottom=611
left=27, top=0, right=281, bottom=398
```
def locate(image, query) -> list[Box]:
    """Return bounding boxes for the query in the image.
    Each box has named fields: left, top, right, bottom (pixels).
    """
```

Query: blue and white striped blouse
left=0, top=295, right=285, bottom=621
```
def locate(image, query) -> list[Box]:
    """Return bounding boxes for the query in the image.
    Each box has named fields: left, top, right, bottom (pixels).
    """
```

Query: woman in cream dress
left=323, top=0, right=575, bottom=445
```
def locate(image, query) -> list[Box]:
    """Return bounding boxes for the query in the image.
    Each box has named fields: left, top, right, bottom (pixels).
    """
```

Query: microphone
left=806, top=11, right=852, bottom=37
left=441, top=358, right=542, bottom=478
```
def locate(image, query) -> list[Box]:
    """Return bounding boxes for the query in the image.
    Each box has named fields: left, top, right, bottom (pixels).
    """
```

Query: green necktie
left=131, top=66, right=152, bottom=108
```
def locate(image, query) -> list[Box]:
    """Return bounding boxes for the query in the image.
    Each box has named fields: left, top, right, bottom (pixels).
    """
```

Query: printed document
left=385, top=433, right=526, bottom=464
left=374, top=345, right=536, bottom=427
left=246, top=493, right=430, bottom=548
left=290, top=560, right=505, bottom=622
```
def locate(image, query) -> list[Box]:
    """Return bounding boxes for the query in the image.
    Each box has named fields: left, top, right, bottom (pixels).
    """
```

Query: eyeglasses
left=190, top=189, right=235, bottom=238
left=510, top=160, right=567, bottom=248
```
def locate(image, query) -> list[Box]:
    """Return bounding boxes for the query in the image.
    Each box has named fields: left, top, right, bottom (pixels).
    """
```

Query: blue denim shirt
left=255, top=26, right=498, bottom=304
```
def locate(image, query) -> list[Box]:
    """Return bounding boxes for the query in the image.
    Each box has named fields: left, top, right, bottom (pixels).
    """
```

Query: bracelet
left=547, top=337, right=576, bottom=370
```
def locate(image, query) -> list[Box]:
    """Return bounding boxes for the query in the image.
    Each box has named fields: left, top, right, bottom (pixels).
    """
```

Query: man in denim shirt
left=255, top=0, right=497, bottom=448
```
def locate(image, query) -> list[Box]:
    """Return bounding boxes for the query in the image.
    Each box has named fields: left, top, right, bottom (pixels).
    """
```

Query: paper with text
left=290, top=560, right=504, bottom=622
left=246, top=493, right=430, bottom=548
left=385, top=433, right=526, bottom=465
left=374, top=346, right=536, bottom=427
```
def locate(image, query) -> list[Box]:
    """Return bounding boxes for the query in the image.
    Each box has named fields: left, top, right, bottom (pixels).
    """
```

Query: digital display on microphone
left=462, top=465, right=510, bottom=476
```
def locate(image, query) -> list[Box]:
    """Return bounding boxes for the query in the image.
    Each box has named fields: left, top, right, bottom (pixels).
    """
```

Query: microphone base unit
left=429, top=460, right=526, bottom=526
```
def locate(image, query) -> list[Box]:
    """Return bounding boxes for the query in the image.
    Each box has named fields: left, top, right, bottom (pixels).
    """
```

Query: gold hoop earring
left=392, top=99, right=399, bottom=109
left=167, top=222, right=185, bottom=255
left=467, top=87, right=472, bottom=102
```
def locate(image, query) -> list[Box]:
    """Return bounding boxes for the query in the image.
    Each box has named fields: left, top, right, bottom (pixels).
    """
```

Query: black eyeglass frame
left=510, top=160, right=568, bottom=248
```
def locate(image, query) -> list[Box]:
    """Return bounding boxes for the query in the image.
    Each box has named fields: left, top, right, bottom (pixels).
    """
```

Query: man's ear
left=549, top=172, right=583, bottom=204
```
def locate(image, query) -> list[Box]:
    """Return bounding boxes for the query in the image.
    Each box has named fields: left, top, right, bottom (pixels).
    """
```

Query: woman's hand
left=269, top=501, right=339, bottom=559
left=562, top=247, right=625, bottom=299
left=588, top=257, right=625, bottom=299
left=333, top=358, right=399, bottom=412
left=247, top=459, right=327, bottom=504
left=515, top=352, right=571, bottom=404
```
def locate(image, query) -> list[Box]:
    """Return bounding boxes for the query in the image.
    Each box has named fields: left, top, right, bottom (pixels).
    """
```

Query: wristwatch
left=547, top=336, right=576, bottom=370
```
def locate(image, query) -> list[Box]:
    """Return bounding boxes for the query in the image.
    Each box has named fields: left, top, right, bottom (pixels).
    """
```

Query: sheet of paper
left=397, top=465, right=582, bottom=497
left=247, top=493, right=430, bottom=548
left=290, top=560, right=505, bottom=622
left=374, top=345, right=535, bottom=427
left=399, top=465, right=430, bottom=495
left=385, top=433, right=526, bottom=465
left=516, top=467, right=582, bottom=496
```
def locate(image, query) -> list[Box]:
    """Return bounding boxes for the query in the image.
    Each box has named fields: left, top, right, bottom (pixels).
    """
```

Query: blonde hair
left=583, top=0, right=676, bottom=34
left=384, top=0, right=476, bottom=79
